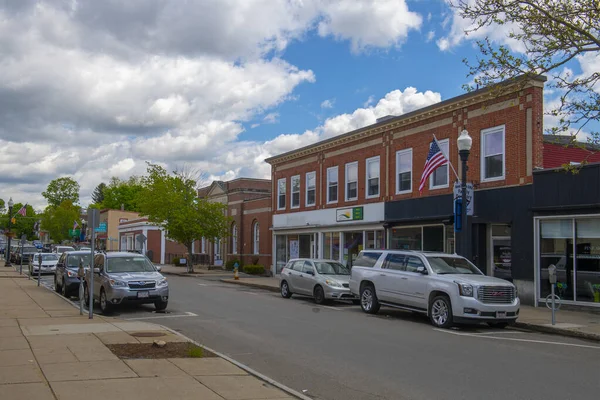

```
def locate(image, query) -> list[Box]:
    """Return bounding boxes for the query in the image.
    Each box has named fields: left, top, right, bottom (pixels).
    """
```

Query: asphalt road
left=38, top=273, right=600, bottom=400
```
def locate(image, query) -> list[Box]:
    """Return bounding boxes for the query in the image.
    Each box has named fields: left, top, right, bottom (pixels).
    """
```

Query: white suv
left=349, top=250, right=520, bottom=329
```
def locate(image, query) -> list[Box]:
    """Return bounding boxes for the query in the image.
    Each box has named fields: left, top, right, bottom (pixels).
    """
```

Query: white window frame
left=430, top=139, right=450, bottom=190
left=481, top=125, right=506, bottom=182
left=396, top=148, right=413, bottom=194
left=345, top=161, right=358, bottom=202
left=231, top=223, right=237, bottom=254
left=326, top=166, right=338, bottom=204
left=253, top=221, right=260, bottom=254
left=201, top=237, right=206, bottom=253
left=277, top=178, right=286, bottom=210
left=291, top=175, right=300, bottom=209
left=365, top=156, right=380, bottom=199
left=305, top=171, right=316, bottom=207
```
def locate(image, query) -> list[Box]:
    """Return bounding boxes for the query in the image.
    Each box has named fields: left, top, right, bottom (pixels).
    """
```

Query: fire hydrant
left=234, top=262, right=239, bottom=280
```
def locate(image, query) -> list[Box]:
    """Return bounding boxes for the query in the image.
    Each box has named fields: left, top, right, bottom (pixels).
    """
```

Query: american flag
left=73, top=220, right=79, bottom=230
left=16, top=205, right=27, bottom=216
left=419, top=138, right=448, bottom=192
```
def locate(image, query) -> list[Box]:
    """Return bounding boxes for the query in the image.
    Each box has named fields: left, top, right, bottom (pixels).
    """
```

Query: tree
left=451, top=1, right=599, bottom=146
left=101, top=176, right=143, bottom=211
left=136, top=163, right=230, bottom=272
left=0, top=198, right=5, bottom=214
left=7, top=203, right=37, bottom=241
left=91, top=183, right=106, bottom=204
left=42, top=177, right=80, bottom=207
left=41, top=201, right=80, bottom=243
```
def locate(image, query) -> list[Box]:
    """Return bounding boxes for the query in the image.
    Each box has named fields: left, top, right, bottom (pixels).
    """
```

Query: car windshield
left=106, top=256, right=156, bottom=273
left=57, top=247, right=75, bottom=254
left=22, top=246, right=37, bottom=253
left=34, top=253, right=59, bottom=261
left=67, top=254, right=92, bottom=268
left=426, top=256, right=483, bottom=275
left=314, top=261, right=350, bottom=275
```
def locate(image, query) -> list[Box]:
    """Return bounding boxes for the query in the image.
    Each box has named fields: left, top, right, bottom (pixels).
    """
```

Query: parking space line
left=322, top=306, right=344, bottom=311
left=125, top=311, right=198, bottom=321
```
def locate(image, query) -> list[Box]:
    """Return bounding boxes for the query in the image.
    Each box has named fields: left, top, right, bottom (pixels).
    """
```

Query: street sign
left=94, top=222, right=107, bottom=233
left=453, top=182, right=474, bottom=216
left=20, top=234, right=27, bottom=245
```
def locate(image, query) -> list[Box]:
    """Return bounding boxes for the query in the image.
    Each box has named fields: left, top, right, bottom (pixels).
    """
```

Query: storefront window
left=390, top=227, right=422, bottom=251
left=576, top=219, right=600, bottom=303
left=344, top=231, right=363, bottom=268
left=276, top=235, right=288, bottom=274
left=423, top=226, right=443, bottom=252
left=299, top=234, right=312, bottom=258
left=366, top=231, right=384, bottom=250
left=491, top=224, right=512, bottom=281
left=540, top=220, right=574, bottom=301
left=444, top=224, right=454, bottom=254
left=323, top=232, right=340, bottom=261
left=288, top=235, right=299, bottom=259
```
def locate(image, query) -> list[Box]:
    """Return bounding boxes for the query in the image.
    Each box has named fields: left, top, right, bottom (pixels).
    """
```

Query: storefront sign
left=453, top=182, right=474, bottom=216
left=336, top=207, right=364, bottom=222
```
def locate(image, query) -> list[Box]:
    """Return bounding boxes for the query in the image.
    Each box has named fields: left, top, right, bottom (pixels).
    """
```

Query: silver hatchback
left=279, top=258, right=358, bottom=304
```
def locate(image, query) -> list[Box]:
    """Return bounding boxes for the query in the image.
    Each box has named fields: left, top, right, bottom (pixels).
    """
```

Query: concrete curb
left=161, top=269, right=233, bottom=278
left=514, top=321, right=600, bottom=343
left=220, top=279, right=280, bottom=293
left=161, top=325, right=312, bottom=400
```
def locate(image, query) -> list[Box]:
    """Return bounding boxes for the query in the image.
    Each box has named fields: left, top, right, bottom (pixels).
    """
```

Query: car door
left=93, top=254, right=105, bottom=299
left=56, top=254, right=66, bottom=285
left=377, top=253, right=408, bottom=304
left=287, top=261, right=306, bottom=294
left=298, top=261, right=317, bottom=294
left=401, top=256, right=429, bottom=310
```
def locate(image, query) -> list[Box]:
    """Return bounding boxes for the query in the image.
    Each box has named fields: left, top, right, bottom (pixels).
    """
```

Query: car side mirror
left=417, top=266, right=428, bottom=275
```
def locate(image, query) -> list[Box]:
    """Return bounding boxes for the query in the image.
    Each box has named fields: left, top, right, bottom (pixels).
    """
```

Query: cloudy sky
left=0, top=0, right=595, bottom=210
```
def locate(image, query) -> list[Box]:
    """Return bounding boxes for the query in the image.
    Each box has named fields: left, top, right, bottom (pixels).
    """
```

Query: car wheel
left=61, top=279, right=68, bottom=298
left=280, top=281, right=292, bottom=299
left=487, top=322, right=510, bottom=329
left=313, top=285, right=326, bottom=305
left=54, top=276, right=60, bottom=293
left=429, top=295, right=453, bottom=329
left=83, top=284, right=90, bottom=307
left=154, top=300, right=168, bottom=311
left=360, top=284, right=380, bottom=314
left=99, top=288, right=111, bottom=314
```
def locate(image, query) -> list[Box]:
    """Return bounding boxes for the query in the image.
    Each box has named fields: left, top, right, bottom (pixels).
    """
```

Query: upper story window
left=291, top=175, right=300, bottom=208
left=430, top=139, right=449, bottom=189
left=306, top=171, right=316, bottom=207
left=396, top=148, right=412, bottom=194
left=366, top=156, right=380, bottom=198
left=481, top=125, right=505, bottom=181
left=327, top=166, right=338, bottom=204
left=277, top=178, right=286, bottom=210
left=345, top=162, right=358, bottom=201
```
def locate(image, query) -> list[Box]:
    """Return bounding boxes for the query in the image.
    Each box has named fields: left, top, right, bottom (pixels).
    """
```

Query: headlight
left=456, top=282, right=474, bottom=297
left=157, top=278, right=168, bottom=287
left=514, top=286, right=519, bottom=298
left=109, top=279, right=127, bottom=287
left=67, top=270, right=77, bottom=277
left=325, top=280, right=342, bottom=288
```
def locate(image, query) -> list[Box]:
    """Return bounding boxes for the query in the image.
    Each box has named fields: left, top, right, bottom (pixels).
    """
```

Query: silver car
left=279, top=258, right=358, bottom=304
left=84, top=252, right=168, bottom=314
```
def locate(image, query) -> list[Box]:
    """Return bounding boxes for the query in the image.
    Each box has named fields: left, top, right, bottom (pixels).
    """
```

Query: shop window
left=276, top=235, right=288, bottom=274
left=277, top=178, right=286, bottom=210
left=366, top=231, right=384, bottom=250
left=291, top=175, right=300, bottom=208
left=423, top=226, right=444, bottom=252
left=306, top=171, right=316, bottom=206
left=344, top=231, right=363, bottom=267
left=345, top=162, right=358, bottom=201
left=327, top=167, right=338, bottom=203
left=396, top=149, right=412, bottom=194
left=299, top=234, right=312, bottom=258
left=430, top=139, right=449, bottom=189
left=539, top=219, right=574, bottom=301
left=390, top=227, right=422, bottom=251
left=481, top=125, right=505, bottom=181
left=575, top=219, right=600, bottom=303
left=324, top=232, right=340, bottom=261
left=366, top=156, right=380, bottom=198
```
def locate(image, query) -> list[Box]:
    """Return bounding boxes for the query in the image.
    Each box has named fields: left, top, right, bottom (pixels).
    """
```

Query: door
left=57, top=254, right=66, bottom=286
left=298, top=261, right=317, bottom=294
left=402, top=256, right=429, bottom=309
left=93, top=254, right=105, bottom=299
left=377, top=253, right=407, bottom=303
left=288, top=260, right=306, bottom=294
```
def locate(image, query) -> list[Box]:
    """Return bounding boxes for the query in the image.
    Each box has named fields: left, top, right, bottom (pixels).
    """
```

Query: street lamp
left=5, top=197, right=14, bottom=267
left=457, top=130, right=472, bottom=260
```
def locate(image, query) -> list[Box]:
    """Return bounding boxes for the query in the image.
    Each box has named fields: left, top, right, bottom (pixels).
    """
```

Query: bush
left=225, top=259, right=240, bottom=271
left=242, top=264, right=265, bottom=275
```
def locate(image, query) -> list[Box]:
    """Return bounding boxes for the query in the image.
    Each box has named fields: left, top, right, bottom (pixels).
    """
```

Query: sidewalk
left=221, top=277, right=600, bottom=342
left=0, top=264, right=306, bottom=400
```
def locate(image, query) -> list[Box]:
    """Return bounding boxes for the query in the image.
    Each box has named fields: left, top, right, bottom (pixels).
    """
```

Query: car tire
left=83, top=284, right=90, bottom=307
left=280, top=281, right=293, bottom=299
left=61, top=279, right=68, bottom=298
left=154, top=300, right=168, bottom=311
left=313, top=285, right=327, bottom=305
left=99, top=288, right=111, bottom=315
left=54, top=276, right=60, bottom=293
left=360, top=284, right=380, bottom=314
left=487, top=322, right=510, bottom=329
left=429, top=295, right=453, bottom=329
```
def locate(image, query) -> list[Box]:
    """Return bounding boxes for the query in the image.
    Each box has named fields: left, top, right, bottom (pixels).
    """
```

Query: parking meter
left=548, top=264, right=557, bottom=284
left=37, top=253, right=42, bottom=286
left=548, top=264, right=557, bottom=325
left=78, top=259, right=85, bottom=315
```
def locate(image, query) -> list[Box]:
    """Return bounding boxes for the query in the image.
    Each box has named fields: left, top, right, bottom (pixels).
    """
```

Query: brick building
left=266, top=75, right=546, bottom=300
left=117, top=217, right=187, bottom=264
left=197, top=178, right=272, bottom=269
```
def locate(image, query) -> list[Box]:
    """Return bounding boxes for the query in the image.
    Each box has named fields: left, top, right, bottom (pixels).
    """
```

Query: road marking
left=468, top=330, right=524, bottom=335
left=125, top=311, right=198, bottom=321
left=322, top=305, right=343, bottom=311
left=433, top=328, right=600, bottom=349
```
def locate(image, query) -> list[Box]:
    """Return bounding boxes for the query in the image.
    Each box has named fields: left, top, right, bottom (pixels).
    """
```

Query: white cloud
left=321, top=99, right=335, bottom=109
left=426, top=30, right=435, bottom=42
left=363, top=95, right=375, bottom=107
left=263, top=112, right=280, bottom=124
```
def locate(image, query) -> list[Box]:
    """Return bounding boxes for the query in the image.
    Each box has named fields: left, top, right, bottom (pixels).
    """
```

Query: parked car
left=349, top=250, right=520, bottom=329
left=84, top=252, right=168, bottom=314
left=55, top=251, right=91, bottom=298
left=29, top=253, right=60, bottom=275
left=32, top=240, right=43, bottom=250
left=54, top=245, right=75, bottom=255
left=279, top=258, right=358, bottom=304
left=42, top=244, right=52, bottom=253
left=16, top=245, right=39, bottom=264
left=78, top=247, right=91, bottom=252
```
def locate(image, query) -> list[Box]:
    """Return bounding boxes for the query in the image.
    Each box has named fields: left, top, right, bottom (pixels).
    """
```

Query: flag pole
left=433, top=134, right=460, bottom=181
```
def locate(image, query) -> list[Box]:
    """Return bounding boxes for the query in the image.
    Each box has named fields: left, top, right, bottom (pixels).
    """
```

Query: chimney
left=120, top=204, right=124, bottom=211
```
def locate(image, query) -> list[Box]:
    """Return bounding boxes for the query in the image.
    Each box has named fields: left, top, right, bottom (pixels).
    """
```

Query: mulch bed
left=107, top=342, right=218, bottom=359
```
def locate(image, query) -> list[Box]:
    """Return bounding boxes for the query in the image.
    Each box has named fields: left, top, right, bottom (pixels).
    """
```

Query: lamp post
left=5, top=198, right=14, bottom=267
left=457, top=130, right=472, bottom=260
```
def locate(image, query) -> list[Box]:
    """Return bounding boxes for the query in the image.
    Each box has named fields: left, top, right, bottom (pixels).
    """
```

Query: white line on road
left=433, top=328, right=600, bottom=349
left=322, top=306, right=344, bottom=311
left=125, top=311, right=198, bottom=321
left=468, top=330, right=525, bottom=335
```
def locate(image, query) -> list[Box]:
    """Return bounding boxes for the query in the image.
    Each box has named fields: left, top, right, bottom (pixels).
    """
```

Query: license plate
left=137, top=291, right=149, bottom=299
left=496, top=311, right=507, bottom=318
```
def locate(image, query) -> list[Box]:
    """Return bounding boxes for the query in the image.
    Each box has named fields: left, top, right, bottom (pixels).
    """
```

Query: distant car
left=55, top=251, right=92, bottom=298
left=16, top=245, right=39, bottom=264
left=42, top=244, right=52, bottom=253
left=84, top=252, right=168, bottom=314
left=29, top=253, right=60, bottom=275
left=54, top=246, right=75, bottom=255
left=32, top=240, right=43, bottom=249
left=78, top=247, right=91, bottom=252
left=279, top=258, right=358, bottom=304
